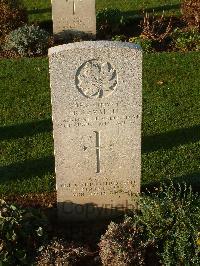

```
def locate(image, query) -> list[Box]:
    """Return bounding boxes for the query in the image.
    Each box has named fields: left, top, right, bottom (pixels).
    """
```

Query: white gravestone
left=49, top=41, right=142, bottom=221
left=52, top=0, right=96, bottom=40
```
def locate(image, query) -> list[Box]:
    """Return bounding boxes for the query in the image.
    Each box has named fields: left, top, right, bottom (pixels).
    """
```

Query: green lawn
left=22, top=0, right=181, bottom=23
left=142, top=52, right=200, bottom=189
left=0, top=58, right=54, bottom=195
left=96, top=0, right=181, bottom=14
left=0, top=52, right=199, bottom=195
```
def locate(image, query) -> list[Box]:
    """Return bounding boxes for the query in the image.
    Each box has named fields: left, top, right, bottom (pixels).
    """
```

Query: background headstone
left=49, top=41, right=142, bottom=221
left=52, top=0, right=96, bottom=40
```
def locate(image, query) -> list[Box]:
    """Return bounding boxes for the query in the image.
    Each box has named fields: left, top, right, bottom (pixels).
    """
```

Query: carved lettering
left=59, top=180, right=135, bottom=197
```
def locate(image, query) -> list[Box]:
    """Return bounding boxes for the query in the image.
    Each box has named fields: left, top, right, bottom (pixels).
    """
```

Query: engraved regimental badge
left=76, top=59, right=118, bottom=98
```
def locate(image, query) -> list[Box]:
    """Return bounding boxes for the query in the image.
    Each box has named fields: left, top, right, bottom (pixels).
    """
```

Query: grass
left=0, top=52, right=199, bottom=195
left=22, top=0, right=52, bottom=23
left=96, top=0, right=181, bottom=15
left=0, top=58, right=54, bottom=194
left=142, top=52, right=200, bottom=190
left=22, top=0, right=181, bottom=24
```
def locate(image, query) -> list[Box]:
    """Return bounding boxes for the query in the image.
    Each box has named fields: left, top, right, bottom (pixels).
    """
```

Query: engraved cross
left=94, top=131, right=101, bottom=173
left=66, top=0, right=76, bottom=15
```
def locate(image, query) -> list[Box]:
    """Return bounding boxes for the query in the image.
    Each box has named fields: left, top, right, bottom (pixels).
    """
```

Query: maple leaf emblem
left=76, top=60, right=117, bottom=98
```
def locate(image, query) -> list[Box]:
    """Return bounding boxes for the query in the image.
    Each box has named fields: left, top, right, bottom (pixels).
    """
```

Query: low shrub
left=129, top=36, right=154, bottom=53
left=97, top=8, right=126, bottom=37
left=171, top=28, right=200, bottom=51
left=99, top=217, right=149, bottom=266
left=129, top=11, right=174, bottom=52
left=36, top=238, right=92, bottom=265
left=141, top=11, right=173, bottom=43
left=111, top=34, right=155, bottom=53
left=4, top=24, right=52, bottom=56
left=0, top=199, right=48, bottom=265
left=99, top=183, right=200, bottom=265
left=181, top=0, right=200, bottom=30
left=0, top=0, right=27, bottom=39
left=137, top=183, right=200, bottom=265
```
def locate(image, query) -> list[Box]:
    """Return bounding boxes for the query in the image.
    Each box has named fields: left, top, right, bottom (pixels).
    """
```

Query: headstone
left=52, top=0, right=96, bottom=40
left=49, top=41, right=142, bottom=221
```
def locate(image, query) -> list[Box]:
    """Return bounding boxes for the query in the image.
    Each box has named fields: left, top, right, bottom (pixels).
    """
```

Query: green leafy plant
left=171, top=28, right=200, bottom=51
left=111, top=34, right=127, bottom=42
left=96, top=8, right=126, bottom=37
left=99, top=183, right=200, bottom=265
left=136, top=183, right=200, bottom=265
left=0, top=199, right=48, bottom=265
left=129, top=36, right=154, bottom=53
left=4, top=24, right=52, bottom=56
left=0, top=0, right=27, bottom=39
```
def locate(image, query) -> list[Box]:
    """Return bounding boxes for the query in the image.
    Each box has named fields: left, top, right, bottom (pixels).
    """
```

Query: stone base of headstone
left=57, top=196, right=138, bottom=221
left=54, top=31, right=95, bottom=44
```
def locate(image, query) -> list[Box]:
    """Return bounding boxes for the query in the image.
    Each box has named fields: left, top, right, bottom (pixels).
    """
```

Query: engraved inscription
left=76, top=59, right=117, bottom=98
left=59, top=180, right=136, bottom=197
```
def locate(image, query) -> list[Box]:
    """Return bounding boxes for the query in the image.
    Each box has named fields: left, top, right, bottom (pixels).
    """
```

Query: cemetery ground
left=1, top=52, right=200, bottom=265
left=0, top=0, right=200, bottom=265
left=1, top=52, right=200, bottom=195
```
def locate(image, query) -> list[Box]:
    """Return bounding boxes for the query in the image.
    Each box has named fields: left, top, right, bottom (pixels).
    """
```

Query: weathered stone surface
left=52, top=0, right=96, bottom=40
left=49, top=41, right=142, bottom=221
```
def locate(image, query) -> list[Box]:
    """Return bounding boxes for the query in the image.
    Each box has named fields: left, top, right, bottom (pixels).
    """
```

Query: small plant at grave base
left=135, top=183, right=200, bottom=265
left=4, top=24, right=52, bottom=57
left=171, top=28, right=200, bottom=51
left=0, top=199, right=48, bottom=265
left=141, top=11, right=173, bottom=43
left=0, top=0, right=27, bottom=40
left=99, top=217, right=149, bottom=266
left=99, top=183, right=200, bottom=266
left=129, top=36, right=154, bottom=53
left=96, top=8, right=126, bottom=37
left=181, top=0, right=200, bottom=30
left=36, top=238, right=93, bottom=266
left=111, top=34, right=127, bottom=42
